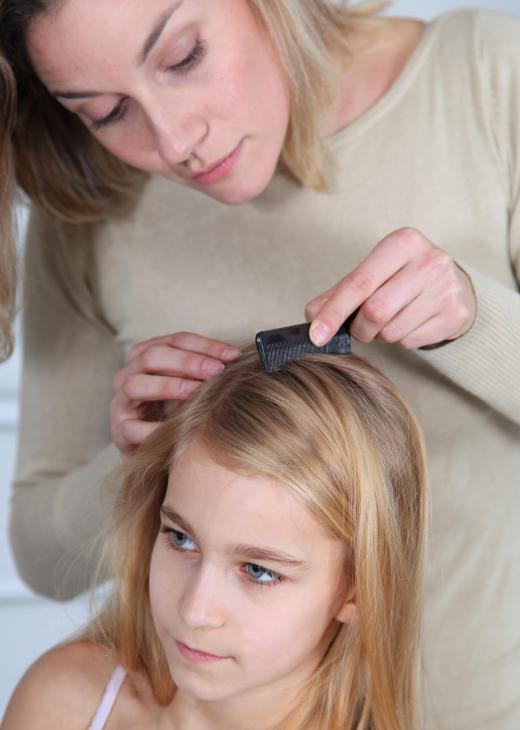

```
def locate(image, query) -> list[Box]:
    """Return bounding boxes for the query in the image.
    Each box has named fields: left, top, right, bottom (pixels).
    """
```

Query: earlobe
left=334, top=590, right=357, bottom=624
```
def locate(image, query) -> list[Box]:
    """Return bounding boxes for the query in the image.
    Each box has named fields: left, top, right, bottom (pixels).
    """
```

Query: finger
left=398, top=315, right=451, bottom=350
left=376, top=292, right=441, bottom=344
left=118, top=418, right=162, bottom=448
left=128, top=332, right=240, bottom=363
left=110, top=390, right=141, bottom=422
left=351, top=265, right=428, bottom=343
left=166, top=332, right=241, bottom=361
left=122, top=374, right=201, bottom=402
left=309, top=228, right=424, bottom=345
left=305, top=286, right=336, bottom=321
left=127, top=345, right=228, bottom=381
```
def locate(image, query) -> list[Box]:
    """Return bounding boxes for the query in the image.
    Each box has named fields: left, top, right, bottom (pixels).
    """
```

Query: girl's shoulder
left=1, top=639, right=156, bottom=730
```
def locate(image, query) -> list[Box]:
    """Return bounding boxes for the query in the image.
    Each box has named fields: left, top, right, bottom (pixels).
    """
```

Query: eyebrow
left=52, top=1, right=183, bottom=100
left=160, top=505, right=308, bottom=569
left=160, top=506, right=197, bottom=538
left=138, top=2, right=183, bottom=65
left=229, top=545, right=307, bottom=569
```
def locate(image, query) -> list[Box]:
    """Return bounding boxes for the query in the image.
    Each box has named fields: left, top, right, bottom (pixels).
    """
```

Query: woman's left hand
left=305, top=227, right=477, bottom=350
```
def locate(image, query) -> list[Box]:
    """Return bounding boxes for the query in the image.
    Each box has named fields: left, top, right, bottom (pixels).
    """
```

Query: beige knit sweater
left=10, top=9, right=520, bottom=729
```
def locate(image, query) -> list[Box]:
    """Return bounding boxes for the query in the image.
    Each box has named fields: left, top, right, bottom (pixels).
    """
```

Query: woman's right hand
left=110, top=332, right=241, bottom=458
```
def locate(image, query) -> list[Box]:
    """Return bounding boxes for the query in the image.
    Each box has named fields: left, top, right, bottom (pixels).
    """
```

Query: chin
left=169, top=666, right=236, bottom=703
left=209, top=178, right=271, bottom=205
left=205, top=156, right=279, bottom=206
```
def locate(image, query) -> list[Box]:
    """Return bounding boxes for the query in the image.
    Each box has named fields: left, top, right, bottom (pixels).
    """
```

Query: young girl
left=2, top=350, right=427, bottom=729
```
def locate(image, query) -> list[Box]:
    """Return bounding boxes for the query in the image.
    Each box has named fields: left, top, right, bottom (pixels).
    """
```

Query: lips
left=192, top=140, right=243, bottom=186
left=175, top=639, right=229, bottom=663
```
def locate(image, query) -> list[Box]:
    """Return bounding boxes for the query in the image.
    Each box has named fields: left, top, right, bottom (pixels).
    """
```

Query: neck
left=167, top=683, right=301, bottom=730
left=329, top=16, right=426, bottom=134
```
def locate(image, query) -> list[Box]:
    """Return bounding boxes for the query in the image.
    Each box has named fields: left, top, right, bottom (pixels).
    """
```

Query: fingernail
left=222, top=347, right=241, bottom=360
left=203, top=359, right=225, bottom=376
left=309, top=322, right=329, bottom=346
left=181, top=380, right=200, bottom=396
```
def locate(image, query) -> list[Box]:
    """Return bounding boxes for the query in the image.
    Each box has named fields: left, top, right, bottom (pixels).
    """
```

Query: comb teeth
left=256, top=322, right=351, bottom=374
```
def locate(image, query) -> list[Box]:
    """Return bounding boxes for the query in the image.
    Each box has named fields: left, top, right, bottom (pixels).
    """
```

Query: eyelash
left=91, top=39, right=205, bottom=132
left=159, top=527, right=285, bottom=590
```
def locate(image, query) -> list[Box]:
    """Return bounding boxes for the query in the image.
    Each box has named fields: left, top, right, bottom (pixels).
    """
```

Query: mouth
left=175, top=639, right=229, bottom=663
left=192, top=140, right=244, bottom=186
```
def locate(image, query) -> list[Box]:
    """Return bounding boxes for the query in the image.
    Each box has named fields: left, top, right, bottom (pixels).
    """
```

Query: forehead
left=165, top=445, right=341, bottom=559
left=25, top=0, right=188, bottom=86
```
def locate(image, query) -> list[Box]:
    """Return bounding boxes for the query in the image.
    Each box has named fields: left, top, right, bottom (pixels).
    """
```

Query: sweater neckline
left=329, top=12, right=442, bottom=147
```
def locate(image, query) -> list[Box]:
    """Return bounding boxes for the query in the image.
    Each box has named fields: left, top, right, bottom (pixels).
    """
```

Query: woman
left=1, top=1, right=519, bottom=727
left=3, top=350, right=428, bottom=730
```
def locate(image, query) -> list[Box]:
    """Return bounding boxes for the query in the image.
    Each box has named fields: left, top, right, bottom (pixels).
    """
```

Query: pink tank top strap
left=87, top=664, right=127, bottom=730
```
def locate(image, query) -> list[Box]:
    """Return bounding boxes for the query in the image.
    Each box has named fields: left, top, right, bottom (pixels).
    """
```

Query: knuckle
left=121, top=420, right=138, bottom=444
left=140, top=347, right=159, bottom=372
left=326, top=301, right=347, bottom=324
left=305, top=302, right=319, bottom=320
left=122, top=374, right=139, bottom=399
left=378, top=326, right=399, bottom=344
left=170, top=331, right=191, bottom=347
left=348, top=270, right=373, bottom=298
left=400, top=336, right=417, bottom=350
left=453, top=302, right=470, bottom=329
left=430, top=249, right=453, bottom=275
left=128, top=342, right=142, bottom=361
left=361, top=298, right=388, bottom=326
left=392, top=226, right=424, bottom=252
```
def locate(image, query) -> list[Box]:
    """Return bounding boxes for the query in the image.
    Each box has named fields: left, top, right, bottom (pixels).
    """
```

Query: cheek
left=210, top=20, right=289, bottom=132
left=239, top=590, right=335, bottom=668
left=149, top=546, right=178, bottom=636
left=95, top=127, right=165, bottom=175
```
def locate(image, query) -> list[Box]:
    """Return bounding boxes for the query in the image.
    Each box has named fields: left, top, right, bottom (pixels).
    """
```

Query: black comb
left=256, top=320, right=352, bottom=374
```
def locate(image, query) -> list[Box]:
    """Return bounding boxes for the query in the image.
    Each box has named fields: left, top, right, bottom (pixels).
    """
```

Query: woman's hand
left=110, top=332, right=240, bottom=458
left=305, top=227, right=477, bottom=350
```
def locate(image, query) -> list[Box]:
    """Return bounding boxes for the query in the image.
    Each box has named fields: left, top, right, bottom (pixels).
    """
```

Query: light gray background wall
left=1, top=0, right=519, bottom=717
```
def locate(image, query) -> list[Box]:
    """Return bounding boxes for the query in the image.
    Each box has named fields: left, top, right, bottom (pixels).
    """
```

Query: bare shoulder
left=1, top=639, right=118, bottom=730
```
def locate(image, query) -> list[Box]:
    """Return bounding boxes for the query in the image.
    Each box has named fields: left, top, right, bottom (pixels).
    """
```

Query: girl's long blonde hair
left=0, top=0, right=388, bottom=359
left=88, top=348, right=427, bottom=730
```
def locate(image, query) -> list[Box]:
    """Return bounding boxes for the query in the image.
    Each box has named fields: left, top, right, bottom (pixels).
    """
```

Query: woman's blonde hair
left=88, top=348, right=427, bottom=730
left=0, top=0, right=388, bottom=359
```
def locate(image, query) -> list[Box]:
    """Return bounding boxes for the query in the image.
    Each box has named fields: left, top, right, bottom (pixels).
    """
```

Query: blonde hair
left=0, top=0, right=388, bottom=359
left=88, top=348, right=426, bottom=730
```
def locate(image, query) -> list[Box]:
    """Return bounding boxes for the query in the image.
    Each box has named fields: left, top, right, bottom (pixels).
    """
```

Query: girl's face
left=26, top=0, right=290, bottom=205
left=149, top=444, right=354, bottom=723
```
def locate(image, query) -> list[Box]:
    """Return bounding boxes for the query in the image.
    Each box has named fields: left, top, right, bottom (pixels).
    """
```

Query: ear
left=334, top=588, right=357, bottom=624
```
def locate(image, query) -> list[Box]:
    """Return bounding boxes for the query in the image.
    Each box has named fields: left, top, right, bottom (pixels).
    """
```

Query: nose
left=151, top=106, right=209, bottom=169
left=179, top=564, right=227, bottom=630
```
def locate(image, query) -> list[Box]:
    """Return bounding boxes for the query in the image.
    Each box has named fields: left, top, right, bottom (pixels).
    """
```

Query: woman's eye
left=245, top=563, right=283, bottom=585
left=90, top=100, right=128, bottom=131
left=160, top=527, right=197, bottom=551
left=168, top=39, right=205, bottom=73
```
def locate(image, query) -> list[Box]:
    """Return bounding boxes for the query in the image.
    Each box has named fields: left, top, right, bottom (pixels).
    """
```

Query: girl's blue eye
left=161, top=527, right=197, bottom=551
left=245, top=563, right=282, bottom=585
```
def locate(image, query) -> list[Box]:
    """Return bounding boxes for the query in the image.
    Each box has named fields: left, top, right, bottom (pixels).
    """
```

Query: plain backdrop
left=1, top=0, right=519, bottom=718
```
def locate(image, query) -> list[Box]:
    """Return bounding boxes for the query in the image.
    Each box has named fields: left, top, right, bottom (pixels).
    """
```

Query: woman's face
left=149, top=444, right=354, bottom=723
left=26, top=0, right=291, bottom=205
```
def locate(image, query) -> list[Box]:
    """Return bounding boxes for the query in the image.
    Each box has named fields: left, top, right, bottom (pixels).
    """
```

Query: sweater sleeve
left=416, top=10, right=520, bottom=427
left=9, top=208, right=125, bottom=600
